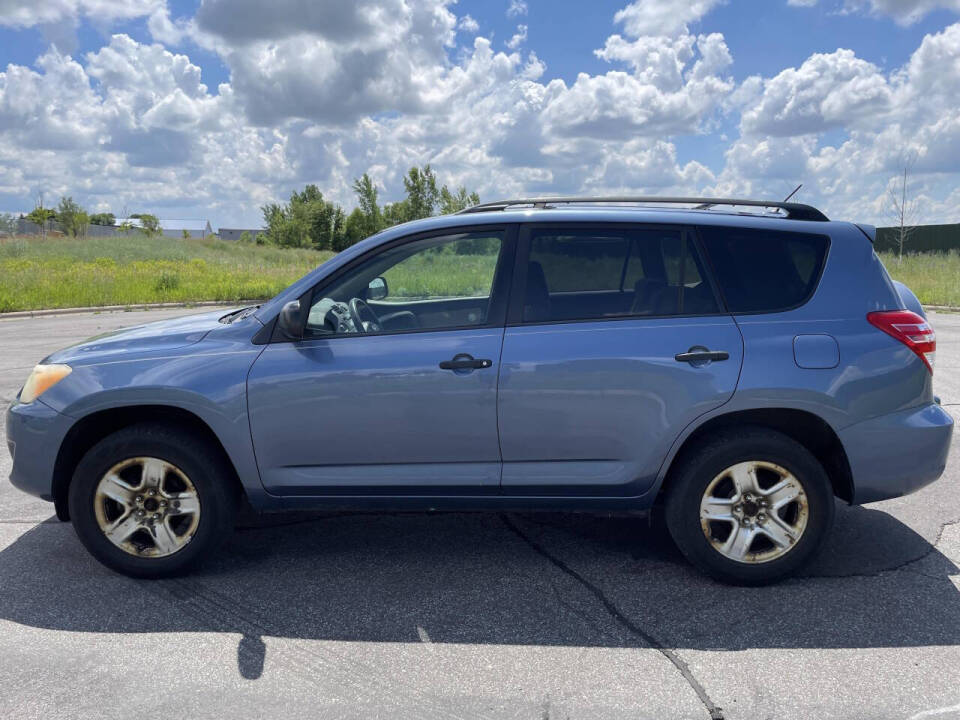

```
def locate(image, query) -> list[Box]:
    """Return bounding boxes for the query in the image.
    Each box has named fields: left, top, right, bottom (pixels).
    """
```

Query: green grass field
left=0, top=235, right=333, bottom=312
left=0, top=235, right=958, bottom=312
left=877, top=250, right=960, bottom=307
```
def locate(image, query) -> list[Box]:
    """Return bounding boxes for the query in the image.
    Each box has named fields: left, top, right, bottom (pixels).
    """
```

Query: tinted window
left=698, top=227, right=829, bottom=313
left=529, top=233, right=629, bottom=293
left=523, top=227, right=718, bottom=323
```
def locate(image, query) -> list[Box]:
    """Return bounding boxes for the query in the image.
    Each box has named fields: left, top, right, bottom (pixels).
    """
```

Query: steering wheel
left=348, top=297, right=382, bottom=333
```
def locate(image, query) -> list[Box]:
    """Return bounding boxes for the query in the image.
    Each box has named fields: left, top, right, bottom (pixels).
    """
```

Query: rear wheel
left=68, top=423, right=237, bottom=578
left=665, top=427, right=834, bottom=585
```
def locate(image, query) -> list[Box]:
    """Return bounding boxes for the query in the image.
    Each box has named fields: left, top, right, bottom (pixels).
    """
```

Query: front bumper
left=841, top=402, right=954, bottom=504
left=6, top=399, right=72, bottom=501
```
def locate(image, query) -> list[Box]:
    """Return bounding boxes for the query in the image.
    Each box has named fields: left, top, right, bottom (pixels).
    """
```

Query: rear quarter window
left=698, top=227, right=830, bottom=313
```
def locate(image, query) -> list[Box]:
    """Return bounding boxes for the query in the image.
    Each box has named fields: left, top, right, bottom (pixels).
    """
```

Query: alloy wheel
left=93, top=457, right=201, bottom=558
left=699, top=460, right=809, bottom=564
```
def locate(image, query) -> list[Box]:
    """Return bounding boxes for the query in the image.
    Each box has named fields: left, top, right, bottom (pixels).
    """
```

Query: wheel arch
left=657, top=407, right=854, bottom=505
left=52, top=405, right=247, bottom=521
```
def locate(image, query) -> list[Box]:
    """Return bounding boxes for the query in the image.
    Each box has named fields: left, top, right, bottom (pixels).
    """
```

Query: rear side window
left=522, top=227, right=719, bottom=323
left=698, top=227, right=829, bottom=313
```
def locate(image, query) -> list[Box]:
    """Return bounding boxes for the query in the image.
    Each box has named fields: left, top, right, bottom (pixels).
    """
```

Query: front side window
left=522, top=227, right=718, bottom=323
left=698, top=227, right=829, bottom=313
left=306, top=231, right=505, bottom=336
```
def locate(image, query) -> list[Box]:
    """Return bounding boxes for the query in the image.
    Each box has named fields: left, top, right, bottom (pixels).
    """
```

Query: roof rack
left=457, top=196, right=829, bottom=222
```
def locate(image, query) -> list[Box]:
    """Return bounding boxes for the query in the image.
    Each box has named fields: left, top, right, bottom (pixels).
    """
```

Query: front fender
left=38, top=339, right=275, bottom=508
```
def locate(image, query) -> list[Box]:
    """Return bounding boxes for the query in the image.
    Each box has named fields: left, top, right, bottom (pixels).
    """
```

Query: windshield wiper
left=219, top=305, right=260, bottom=324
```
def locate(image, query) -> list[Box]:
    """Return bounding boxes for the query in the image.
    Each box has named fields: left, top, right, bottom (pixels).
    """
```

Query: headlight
left=19, top=364, right=72, bottom=404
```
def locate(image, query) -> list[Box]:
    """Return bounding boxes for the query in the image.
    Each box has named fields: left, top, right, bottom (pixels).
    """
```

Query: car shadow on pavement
left=1, top=502, right=958, bottom=680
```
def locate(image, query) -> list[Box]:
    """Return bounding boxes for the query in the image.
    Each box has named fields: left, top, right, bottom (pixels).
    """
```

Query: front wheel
left=68, top=423, right=237, bottom=578
left=665, top=427, right=835, bottom=585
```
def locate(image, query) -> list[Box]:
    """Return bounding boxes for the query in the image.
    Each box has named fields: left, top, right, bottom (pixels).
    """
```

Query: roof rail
left=457, top=196, right=829, bottom=221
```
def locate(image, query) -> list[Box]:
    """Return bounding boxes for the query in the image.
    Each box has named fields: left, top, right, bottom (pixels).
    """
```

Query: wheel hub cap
left=93, top=457, right=201, bottom=558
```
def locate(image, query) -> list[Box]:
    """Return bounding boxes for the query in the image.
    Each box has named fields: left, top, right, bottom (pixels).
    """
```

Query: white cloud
left=1, top=0, right=960, bottom=228
left=0, top=47, right=103, bottom=150
left=0, top=0, right=161, bottom=28
left=197, top=0, right=458, bottom=125
left=547, top=31, right=733, bottom=139
left=583, top=139, right=716, bottom=192
left=846, top=0, right=960, bottom=24
left=738, top=49, right=892, bottom=136
left=506, top=0, right=527, bottom=18
left=0, top=0, right=738, bottom=224
left=458, top=14, right=479, bottom=33
left=722, top=21, right=960, bottom=222
left=612, top=0, right=724, bottom=38
left=506, top=24, right=527, bottom=49
left=792, top=0, right=960, bottom=23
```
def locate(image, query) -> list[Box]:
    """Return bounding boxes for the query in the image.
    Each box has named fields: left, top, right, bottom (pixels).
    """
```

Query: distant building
left=218, top=228, right=264, bottom=241
left=162, top=220, right=212, bottom=239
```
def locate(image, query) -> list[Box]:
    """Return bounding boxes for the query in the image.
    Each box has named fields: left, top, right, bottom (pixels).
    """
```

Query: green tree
left=132, top=213, right=161, bottom=236
left=352, top=173, right=382, bottom=232
left=342, top=207, right=369, bottom=250
left=57, top=196, right=90, bottom=238
left=381, top=200, right=409, bottom=227
left=90, top=212, right=116, bottom=226
left=260, top=170, right=481, bottom=252
left=182, top=229, right=191, bottom=240
left=261, top=200, right=308, bottom=248
left=262, top=185, right=346, bottom=250
left=439, top=185, right=480, bottom=214
left=401, top=165, right=439, bottom=221
left=239, top=230, right=253, bottom=244
left=26, top=206, right=55, bottom=228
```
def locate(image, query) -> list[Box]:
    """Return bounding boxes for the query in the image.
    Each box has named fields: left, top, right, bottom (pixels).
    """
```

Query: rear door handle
left=675, top=347, right=730, bottom=364
left=439, top=353, right=492, bottom=371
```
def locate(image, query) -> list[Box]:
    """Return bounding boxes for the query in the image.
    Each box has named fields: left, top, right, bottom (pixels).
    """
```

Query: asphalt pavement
left=1, top=307, right=959, bottom=720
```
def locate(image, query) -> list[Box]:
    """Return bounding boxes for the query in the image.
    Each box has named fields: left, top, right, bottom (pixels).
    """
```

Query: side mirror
left=366, top=276, right=388, bottom=301
left=275, top=299, right=304, bottom=341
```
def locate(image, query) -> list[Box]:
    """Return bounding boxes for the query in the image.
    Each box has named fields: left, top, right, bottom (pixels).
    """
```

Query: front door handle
left=439, top=353, right=492, bottom=371
left=675, top=347, right=730, bottom=364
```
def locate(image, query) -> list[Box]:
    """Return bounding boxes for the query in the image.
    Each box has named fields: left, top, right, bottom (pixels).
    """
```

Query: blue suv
left=6, top=197, right=954, bottom=584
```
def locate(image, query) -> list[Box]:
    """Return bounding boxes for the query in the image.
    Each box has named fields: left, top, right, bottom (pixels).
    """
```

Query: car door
left=247, top=226, right=515, bottom=496
left=497, top=223, right=743, bottom=497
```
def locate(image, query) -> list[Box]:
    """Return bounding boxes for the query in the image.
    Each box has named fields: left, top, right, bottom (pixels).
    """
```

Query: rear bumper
left=841, top=402, right=954, bottom=504
left=6, top=399, right=71, bottom=501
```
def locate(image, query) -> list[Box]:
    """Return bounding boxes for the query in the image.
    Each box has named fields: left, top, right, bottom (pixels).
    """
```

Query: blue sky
left=0, top=0, right=959, bottom=228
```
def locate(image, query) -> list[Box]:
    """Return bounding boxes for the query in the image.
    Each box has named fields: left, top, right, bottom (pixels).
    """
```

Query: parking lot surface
left=1, top=307, right=959, bottom=720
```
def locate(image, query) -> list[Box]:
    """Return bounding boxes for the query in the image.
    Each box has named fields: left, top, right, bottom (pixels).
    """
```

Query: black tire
left=68, top=423, right=238, bottom=578
left=664, top=426, right=834, bottom=585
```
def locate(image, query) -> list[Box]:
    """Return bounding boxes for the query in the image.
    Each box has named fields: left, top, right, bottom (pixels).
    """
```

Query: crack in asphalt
left=805, top=516, right=960, bottom=582
left=501, top=514, right=725, bottom=720
left=786, top=512, right=960, bottom=584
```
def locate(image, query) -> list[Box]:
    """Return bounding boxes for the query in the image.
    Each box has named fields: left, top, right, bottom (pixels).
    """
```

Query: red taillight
left=867, top=310, right=936, bottom=373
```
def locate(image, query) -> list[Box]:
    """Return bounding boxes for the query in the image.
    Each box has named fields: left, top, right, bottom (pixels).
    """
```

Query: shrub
left=153, top=271, right=181, bottom=293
